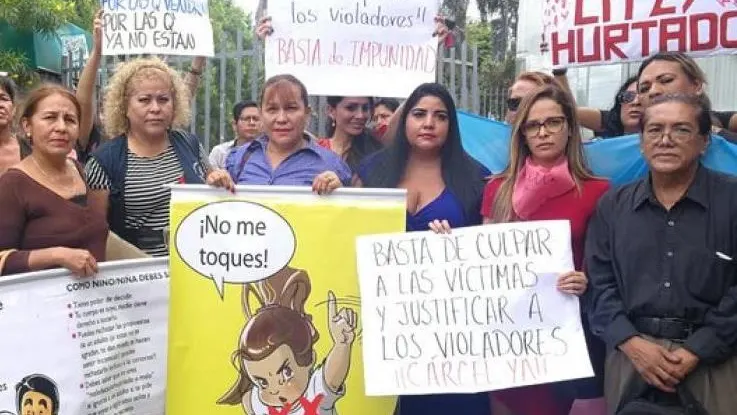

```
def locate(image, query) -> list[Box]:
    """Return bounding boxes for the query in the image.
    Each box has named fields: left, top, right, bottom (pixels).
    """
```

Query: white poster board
left=545, top=0, right=737, bottom=68
left=265, top=0, right=438, bottom=98
left=356, top=220, right=594, bottom=396
left=100, top=0, right=214, bottom=56
left=0, top=258, right=169, bottom=415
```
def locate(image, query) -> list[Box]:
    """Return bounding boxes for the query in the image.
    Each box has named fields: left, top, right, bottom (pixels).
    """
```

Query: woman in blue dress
left=356, top=82, right=491, bottom=414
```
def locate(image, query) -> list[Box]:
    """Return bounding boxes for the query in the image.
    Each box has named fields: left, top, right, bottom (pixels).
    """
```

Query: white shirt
left=209, top=140, right=239, bottom=169
left=250, top=367, right=345, bottom=415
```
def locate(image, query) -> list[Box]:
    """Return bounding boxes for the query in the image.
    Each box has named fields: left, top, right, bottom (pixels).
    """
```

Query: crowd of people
left=0, top=10, right=736, bottom=415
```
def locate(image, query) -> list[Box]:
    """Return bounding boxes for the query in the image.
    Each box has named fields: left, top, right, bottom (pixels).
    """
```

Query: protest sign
left=356, top=220, right=594, bottom=396
left=166, top=185, right=406, bottom=414
left=544, top=0, right=737, bottom=67
left=264, top=0, right=438, bottom=97
left=100, top=0, right=214, bottom=56
left=0, top=258, right=169, bottom=415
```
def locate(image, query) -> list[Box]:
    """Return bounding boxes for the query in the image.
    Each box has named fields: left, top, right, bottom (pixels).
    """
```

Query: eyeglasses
left=521, top=116, right=566, bottom=137
left=238, top=116, right=260, bottom=123
left=617, top=90, right=637, bottom=104
left=643, top=126, right=695, bottom=143
left=507, top=97, right=522, bottom=112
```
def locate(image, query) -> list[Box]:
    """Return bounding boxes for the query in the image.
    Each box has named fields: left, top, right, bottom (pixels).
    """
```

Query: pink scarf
left=512, top=157, right=575, bottom=219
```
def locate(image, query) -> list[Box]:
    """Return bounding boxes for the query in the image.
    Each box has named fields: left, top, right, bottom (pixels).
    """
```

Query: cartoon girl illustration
left=218, top=266, right=358, bottom=415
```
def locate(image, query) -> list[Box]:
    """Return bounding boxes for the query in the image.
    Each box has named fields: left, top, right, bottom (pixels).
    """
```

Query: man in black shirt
left=586, top=93, right=737, bottom=415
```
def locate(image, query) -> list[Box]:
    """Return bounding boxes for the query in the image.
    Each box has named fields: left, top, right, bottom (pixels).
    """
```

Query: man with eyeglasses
left=209, top=100, right=262, bottom=169
left=586, top=93, right=737, bottom=415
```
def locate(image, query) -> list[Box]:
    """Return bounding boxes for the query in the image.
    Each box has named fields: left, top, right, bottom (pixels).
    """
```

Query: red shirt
left=481, top=176, right=610, bottom=270
left=481, top=176, right=609, bottom=413
left=316, top=137, right=332, bottom=150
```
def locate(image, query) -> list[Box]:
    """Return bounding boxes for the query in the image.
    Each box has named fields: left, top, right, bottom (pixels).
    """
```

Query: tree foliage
left=190, top=0, right=258, bottom=149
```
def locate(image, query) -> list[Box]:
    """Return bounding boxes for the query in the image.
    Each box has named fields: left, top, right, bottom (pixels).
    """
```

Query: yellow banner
left=166, top=185, right=405, bottom=415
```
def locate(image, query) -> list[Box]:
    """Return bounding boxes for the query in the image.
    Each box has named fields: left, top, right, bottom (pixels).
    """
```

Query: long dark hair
left=326, top=96, right=382, bottom=171
left=600, top=75, right=638, bottom=138
left=363, top=83, right=485, bottom=221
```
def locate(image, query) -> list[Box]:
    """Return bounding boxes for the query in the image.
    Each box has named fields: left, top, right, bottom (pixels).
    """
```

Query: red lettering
left=659, top=17, right=687, bottom=52
left=276, top=38, right=321, bottom=66
left=683, top=0, right=696, bottom=13
left=551, top=30, right=576, bottom=66
left=277, top=38, right=287, bottom=64
left=690, top=13, right=718, bottom=51
left=651, top=0, right=676, bottom=17
left=574, top=0, right=597, bottom=25
left=576, top=26, right=602, bottom=63
left=631, top=20, right=658, bottom=56
left=299, top=394, right=324, bottom=415
left=624, top=0, right=635, bottom=20
left=721, top=11, right=737, bottom=48
left=603, top=24, right=629, bottom=60
left=602, top=0, right=611, bottom=23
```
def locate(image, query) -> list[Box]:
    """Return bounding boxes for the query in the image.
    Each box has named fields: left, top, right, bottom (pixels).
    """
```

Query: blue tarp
left=457, top=110, right=737, bottom=186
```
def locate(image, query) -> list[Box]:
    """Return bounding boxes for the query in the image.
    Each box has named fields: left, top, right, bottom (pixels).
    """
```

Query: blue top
left=358, top=152, right=487, bottom=231
left=225, top=135, right=352, bottom=186
left=405, top=188, right=469, bottom=231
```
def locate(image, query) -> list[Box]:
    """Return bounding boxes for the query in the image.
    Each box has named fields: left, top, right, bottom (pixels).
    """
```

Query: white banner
left=264, top=0, right=438, bottom=98
left=100, top=0, right=214, bottom=56
left=545, top=0, right=737, bottom=68
left=356, top=220, right=594, bottom=396
left=0, top=258, right=169, bottom=415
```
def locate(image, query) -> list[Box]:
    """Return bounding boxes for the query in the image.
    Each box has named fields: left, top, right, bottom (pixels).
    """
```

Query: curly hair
left=102, top=57, right=190, bottom=138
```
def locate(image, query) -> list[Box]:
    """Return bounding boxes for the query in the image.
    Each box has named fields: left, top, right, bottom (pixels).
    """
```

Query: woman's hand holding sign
left=312, top=171, right=342, bottom=195
left=557, top=271, right=588, bottom=296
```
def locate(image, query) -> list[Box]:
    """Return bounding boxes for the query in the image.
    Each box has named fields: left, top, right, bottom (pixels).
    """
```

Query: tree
left=0, top=0, right=97, bottom=86
left=441, top=0, right=471, bottom=30
left=476, top=0, right=519, bottom=57
left=191, top=0, right=257, bottom=149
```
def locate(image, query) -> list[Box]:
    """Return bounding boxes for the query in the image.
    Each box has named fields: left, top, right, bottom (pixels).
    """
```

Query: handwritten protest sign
left=545, top=0, right=737, bottom=67
left=356, top=220, right=594, bottom=396
left=265, top=0, right=438, bottom=97
left=100, top=0, right=214, bottom=56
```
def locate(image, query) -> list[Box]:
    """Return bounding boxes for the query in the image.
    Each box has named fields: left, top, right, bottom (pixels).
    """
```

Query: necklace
left=31, top=155, right=79, bottom=195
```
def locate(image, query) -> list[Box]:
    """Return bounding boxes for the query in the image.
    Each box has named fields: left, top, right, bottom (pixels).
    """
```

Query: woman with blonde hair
left=481, top=84, right=610, bottom=415
left=86, top=57, right=232, bottom=257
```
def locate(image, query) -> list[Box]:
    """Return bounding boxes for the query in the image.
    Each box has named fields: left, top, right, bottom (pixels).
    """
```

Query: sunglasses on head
left=506, top=97, right=522, bottom=112
left=617, top=90, right=637, bottom=104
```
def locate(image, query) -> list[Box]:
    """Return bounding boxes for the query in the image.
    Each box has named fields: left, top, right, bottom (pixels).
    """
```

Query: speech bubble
left=175, top=201, right=296, bottom=298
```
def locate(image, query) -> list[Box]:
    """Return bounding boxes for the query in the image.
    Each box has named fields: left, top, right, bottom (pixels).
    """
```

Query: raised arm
left=183, top=56, right=206, bottom=100
left=324, top=291, right=356, bottom=392
left=76, top=10, right=103, bottom=149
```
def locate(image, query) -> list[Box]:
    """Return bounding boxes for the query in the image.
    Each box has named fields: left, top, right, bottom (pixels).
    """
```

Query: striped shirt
left=86, top=144, right=187, bottom=256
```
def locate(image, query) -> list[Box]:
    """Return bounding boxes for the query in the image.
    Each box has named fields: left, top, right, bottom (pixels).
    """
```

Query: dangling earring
left=331, top=118, right=336, bottom=128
